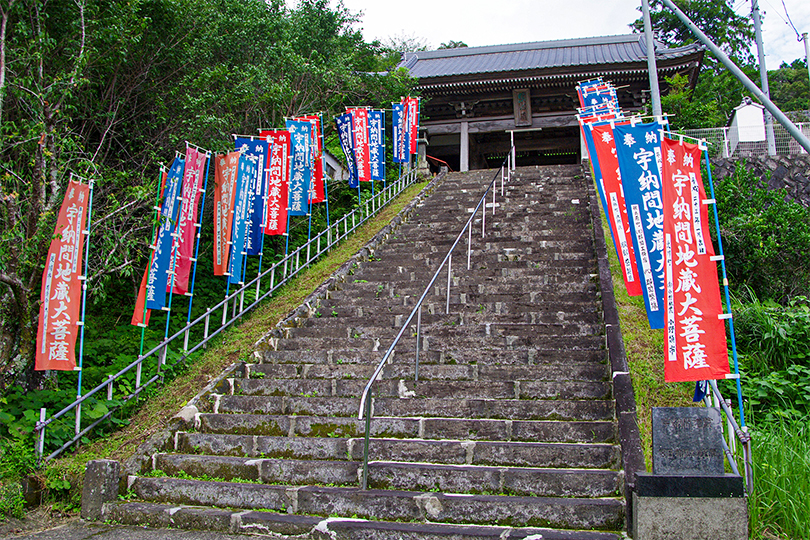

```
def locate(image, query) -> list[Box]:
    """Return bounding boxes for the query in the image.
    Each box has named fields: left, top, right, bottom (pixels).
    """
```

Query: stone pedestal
left=633, top=474, right=747, bottom=540
left=81, top=459, right=120, bottom=520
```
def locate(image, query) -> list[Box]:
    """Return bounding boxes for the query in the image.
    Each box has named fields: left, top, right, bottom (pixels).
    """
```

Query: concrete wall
left=710, top=155, right=810, bottom=207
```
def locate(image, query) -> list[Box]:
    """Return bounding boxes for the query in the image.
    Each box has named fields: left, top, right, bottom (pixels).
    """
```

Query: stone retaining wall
left=709, top=155, right=810, bottom=207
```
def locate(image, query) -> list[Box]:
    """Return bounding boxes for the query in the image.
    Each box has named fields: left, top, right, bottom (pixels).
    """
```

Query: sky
left=328, top=0, right=810, bottom=68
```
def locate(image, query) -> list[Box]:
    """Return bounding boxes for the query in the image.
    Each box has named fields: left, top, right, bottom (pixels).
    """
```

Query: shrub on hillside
left=713, top=161, right=810, bottom=303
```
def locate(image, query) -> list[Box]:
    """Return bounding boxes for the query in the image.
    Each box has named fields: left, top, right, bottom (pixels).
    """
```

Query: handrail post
left=75, top=401, right=81, bottom=436
left=482, top=197, right=486, bottom=238
left=106, top=375, right=114, bottom=400
left=467, top=225, right=472, bottom=270
left=492, top=184, right=496, bottom=215
left=362, top=394, right=372, bottom=490
left=415, top=305, right=422, bottom=382
left=446, top=254, right=452, bottom=314
left=37, top=408, right=46, bottom=463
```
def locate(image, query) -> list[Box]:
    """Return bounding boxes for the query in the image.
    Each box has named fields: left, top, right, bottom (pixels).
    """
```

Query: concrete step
left=128, top=476, right=624, bottom=530
left=176, top=433, right=621, bottom=465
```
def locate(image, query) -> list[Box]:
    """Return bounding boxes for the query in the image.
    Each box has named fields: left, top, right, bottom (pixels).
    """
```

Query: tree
left=768, top=59, right=810, bottom=115
left=438, top=40, right=467, bottom=49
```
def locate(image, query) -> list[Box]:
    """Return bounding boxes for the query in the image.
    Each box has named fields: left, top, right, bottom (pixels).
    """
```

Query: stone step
left=151, top=454, right=620, bottom=498
left=128, top=476, right=624, bottom=530
left=194, top=415, right=617, bottom=444
left=250, top=358, right=609, bottom=382
left=258, top=347, right=608, bottom=368
left=233, top=378, right=611, bottom=400
left=176, top=433, right=620, bottom=464
left=215, top=395, right=615, bottom=421
left=103, top=501, right=621, bottom=540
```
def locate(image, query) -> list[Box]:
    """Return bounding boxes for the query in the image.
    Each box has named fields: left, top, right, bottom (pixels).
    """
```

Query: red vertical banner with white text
left=296, top=116, right=325, bottom=203
left=213, top=151, right=240, bottom=276
left=348, top=108, right=371, bottom=182
left=172, top=146, right=208, bottom=294
left=35, top=180, right=90, bottom=370
left=591, top=122, right=643, bottom=297
left=661, top=137, right=729, bottom=382
left=406, top=97, right=420, bottom=155
left=259, top=130, right=290, bottom=235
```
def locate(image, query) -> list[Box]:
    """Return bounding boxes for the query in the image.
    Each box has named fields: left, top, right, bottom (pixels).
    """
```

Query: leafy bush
left=713, top=162, right=810, bottom=303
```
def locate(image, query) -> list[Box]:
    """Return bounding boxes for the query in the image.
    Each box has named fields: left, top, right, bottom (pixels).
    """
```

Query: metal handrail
left=358, top=149, right=514, bottom=490
left=706, top=380, right=754, bottom=494
left=35, top=169, right=420, bottom=461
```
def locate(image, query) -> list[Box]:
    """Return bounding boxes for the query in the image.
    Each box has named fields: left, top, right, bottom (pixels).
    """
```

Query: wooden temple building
left=398, top=34, right=704, bottom=171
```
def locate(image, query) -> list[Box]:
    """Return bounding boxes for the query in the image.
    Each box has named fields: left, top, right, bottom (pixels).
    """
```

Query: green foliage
left=713, top=162, right=810, bottom=303
left=659, top=74, right=724, bottom=130
left=747, top=418, right=810, bottom=539
left=0, top=482, right=25, bottom=521
left=768, top=59, right=810, bottom=114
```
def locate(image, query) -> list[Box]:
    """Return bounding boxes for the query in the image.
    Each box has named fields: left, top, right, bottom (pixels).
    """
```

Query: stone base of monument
left=633, top=472, right=747, bottom=539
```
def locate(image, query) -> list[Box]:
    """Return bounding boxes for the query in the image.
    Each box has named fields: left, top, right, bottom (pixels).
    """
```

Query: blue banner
left=234, top=137, right=268, bottom=256
left=146, top=157, right=184, bottom=310
left=228, top=152, right=258, bottom=284
left=391, top=102, right=408, bottom=163
left=368, top=109, right=385, bottom=181
left=335, top=113, right=358, bottom=188
left=285, top=119, right=311, bottom=217
left=614, top=121, right=667, bottom=329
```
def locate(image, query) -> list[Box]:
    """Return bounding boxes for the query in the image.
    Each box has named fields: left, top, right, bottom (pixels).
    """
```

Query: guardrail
left=35, top=169, right=421, bottom=462
left=704, top=380, right=754, bottom=493
left=357, top=149, right=514, bottom=490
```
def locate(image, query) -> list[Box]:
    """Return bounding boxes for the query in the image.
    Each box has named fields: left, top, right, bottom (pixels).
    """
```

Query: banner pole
left=139, top=167, right=166, bottom=358
left=319, top=113, right=330, bottom=230
left=185, top=150, right=212, bottom=330
left=702, top=147, right=745, bottom=427
left=76, top=176, right=95, bottom=401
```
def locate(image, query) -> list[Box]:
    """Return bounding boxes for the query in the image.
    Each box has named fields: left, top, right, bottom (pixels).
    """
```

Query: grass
left=35, top=178, right=428, bottom=506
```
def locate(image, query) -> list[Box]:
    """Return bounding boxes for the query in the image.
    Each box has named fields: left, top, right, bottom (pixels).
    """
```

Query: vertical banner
left=213, top=151, right=240, bottom=276
left=348, top=108, right=371, bottom=182
left=146, top=157, right=184, bottom=310
left=285, top=119, right=312, bottom=216
left=171, top=146, right=208, bottom=295
left=591, top=122, right=643, bottom=297
left=259, top=130, right=290, bottom=235
left=296, top=116, right=325, bottom=203
left=368, top=109, right=385, bottom=181
left=614, top=121, right=667, bottom=329
left=406, top=97, right=420, bottom=155
left=234, top=137, right=269, bottom=256
left=35, top=180, right=90, bottom=370
left=228, top=152, right=258, bottom=284
left=579, top=120, right=619, bottom=261
left=335, top=112, right=358, bottom=188
left=661, top=137, right=729, bottom=382
left=392, top=102, right=408, bottom=164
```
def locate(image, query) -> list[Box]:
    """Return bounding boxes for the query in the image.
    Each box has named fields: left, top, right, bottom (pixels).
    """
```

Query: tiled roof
left=398, top=34, right=702, bottom=79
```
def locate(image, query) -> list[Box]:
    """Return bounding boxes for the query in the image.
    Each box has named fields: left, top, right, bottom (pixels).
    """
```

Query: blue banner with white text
left=228, top=152, right=258, bottom=284
left=234, top=137, right=269, bottom=256
left=335, top=112, right=358, bottom=188
left=146, top=157, right=184, bottom=310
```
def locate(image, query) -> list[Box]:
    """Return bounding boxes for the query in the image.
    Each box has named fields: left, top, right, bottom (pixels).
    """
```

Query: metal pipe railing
left=34, top=170, right=420, bottom=462
left=707, top=380, right=753, bottom=494
left=358, top=149, right=514, bottom=490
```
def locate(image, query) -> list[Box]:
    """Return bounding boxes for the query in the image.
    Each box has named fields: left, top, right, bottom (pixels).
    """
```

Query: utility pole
left=752, top=0, right=777, bottom=155
left=804, top=33, right=810, bottom=92
left=642, top=0, right=663, bottom=116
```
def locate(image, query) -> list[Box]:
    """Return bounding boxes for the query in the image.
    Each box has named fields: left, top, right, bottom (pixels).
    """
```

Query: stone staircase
left=104, top=166, right=627, bottom=539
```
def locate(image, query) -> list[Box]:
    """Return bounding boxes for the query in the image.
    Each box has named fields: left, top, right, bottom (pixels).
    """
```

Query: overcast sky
left=328, top=0, right=810, bottom=68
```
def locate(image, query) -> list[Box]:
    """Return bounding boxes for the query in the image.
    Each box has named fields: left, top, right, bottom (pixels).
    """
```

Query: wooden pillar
left=460, top=121, right=469, bottom=172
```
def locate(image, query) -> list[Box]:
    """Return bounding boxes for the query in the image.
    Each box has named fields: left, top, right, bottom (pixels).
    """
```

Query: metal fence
left=358, top=150, right=514, bottom=490
left=35, top=169, right=421, bottom=462
left=682, top=122, right=810, bottom=159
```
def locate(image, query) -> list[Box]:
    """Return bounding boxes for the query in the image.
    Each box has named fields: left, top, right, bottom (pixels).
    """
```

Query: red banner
left=35, top=180, right=90, bottom=371
left=348, top=108, right=371, bottom=182
left=131, top=253, right=153, bottom=327
left=171, top=146, right=207, bottom=295
left=295, top=116, right=325, bottom=203
left=259, top=130, right=290, bottom=235
left=591, top=122, right=643, bottom=297
left=213, top=151, right=240, bottom=276
left=661, top=137, right=729, bottom=382
left=406, top=97, right=420, bottom=154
